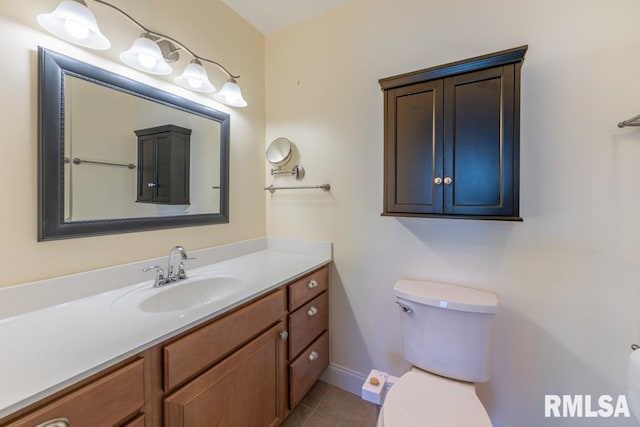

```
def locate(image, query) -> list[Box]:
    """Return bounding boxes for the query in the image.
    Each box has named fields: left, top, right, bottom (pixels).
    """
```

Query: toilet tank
left=393, top=280, right=498, bottom=383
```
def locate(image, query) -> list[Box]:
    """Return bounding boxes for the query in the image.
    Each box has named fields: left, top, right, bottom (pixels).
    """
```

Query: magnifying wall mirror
left=266, top=137, right=293, bottom=166
left=266, top=137, right=304, bottom=179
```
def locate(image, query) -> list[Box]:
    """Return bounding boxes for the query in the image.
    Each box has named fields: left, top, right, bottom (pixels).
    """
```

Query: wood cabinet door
left=443, top=64, right=517, bottom=216
left=137, top=135, right=155, bottom=202
left=154, top=132, right=172, bottom=203
left=384, top=80, right=444, bottom=214
left=164, top=322, right=287, bottom=427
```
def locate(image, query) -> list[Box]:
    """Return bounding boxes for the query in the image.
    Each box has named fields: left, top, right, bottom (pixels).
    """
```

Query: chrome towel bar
left=65, top=157, right=136, bottom=169
left=265, top=184, right=331, bottom=194
left=618, top=113, right=640, bottom=128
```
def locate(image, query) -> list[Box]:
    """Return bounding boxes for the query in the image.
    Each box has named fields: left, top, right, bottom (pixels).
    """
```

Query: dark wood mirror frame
left=38, top=47, right=230, bottom=241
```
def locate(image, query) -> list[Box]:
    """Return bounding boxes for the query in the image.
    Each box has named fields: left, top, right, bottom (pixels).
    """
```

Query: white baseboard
left=320, top=363, right=368, bottom=396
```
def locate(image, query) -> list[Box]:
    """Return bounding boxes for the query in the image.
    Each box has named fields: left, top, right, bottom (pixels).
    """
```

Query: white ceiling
left=221, top=0, right=351, bottom=34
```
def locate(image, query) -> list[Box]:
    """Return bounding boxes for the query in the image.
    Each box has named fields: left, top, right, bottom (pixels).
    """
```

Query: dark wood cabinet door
left=443, top=65, right=516, bottom=216
left=154, top=132, right=172, bottom=203
left=137, top=135, right=155, bottom=202
left=384, top=80, right=443, bottom=214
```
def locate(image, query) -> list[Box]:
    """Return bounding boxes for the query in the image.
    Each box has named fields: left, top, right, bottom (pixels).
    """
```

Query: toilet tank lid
left=393, top=280, right=498, bottom=314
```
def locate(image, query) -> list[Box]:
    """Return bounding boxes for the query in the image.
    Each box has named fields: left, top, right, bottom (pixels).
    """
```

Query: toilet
left=377, top=279, right=498, bottom=427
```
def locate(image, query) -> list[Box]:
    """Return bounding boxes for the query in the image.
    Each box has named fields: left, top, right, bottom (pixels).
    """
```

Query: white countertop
left=0, top=238, right=332, bottom=419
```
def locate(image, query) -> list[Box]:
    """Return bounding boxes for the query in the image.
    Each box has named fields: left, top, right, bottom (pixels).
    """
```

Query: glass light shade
left=37, top=0, right=110, bottom=50
left=119, top=36, right=172, bottom=75
left=213, top=79, right=247, bottom=107
left=175, top=60, right=216, bottom=93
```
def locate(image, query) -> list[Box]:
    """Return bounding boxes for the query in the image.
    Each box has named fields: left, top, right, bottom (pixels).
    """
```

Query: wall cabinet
left=380, top=46, right=527, bottom=221
left=136, top=125, right=191, bottom=205
left=0, top=266, right=330, bottom=427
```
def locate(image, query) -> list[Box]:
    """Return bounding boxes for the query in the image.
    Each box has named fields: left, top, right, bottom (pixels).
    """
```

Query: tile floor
left=282, top=381, right=378, bottom=427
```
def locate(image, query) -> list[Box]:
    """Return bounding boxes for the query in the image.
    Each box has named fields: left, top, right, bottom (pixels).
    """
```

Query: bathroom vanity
left=0, top=239, right=331, bottom=427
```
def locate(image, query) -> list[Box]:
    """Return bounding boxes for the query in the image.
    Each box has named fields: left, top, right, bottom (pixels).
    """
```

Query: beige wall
left=0, top=0, right=265, bottom=287
left=266, top=0, right=640, bottom=426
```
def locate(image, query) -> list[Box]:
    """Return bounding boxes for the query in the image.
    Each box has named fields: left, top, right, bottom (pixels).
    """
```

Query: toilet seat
left=377, top=370, right=492, bottom=427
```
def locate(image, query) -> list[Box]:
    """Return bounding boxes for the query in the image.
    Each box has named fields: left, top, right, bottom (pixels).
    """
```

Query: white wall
left=265, top=0, right=640, bottom=425
left=0, top=0, right=265, bottom=287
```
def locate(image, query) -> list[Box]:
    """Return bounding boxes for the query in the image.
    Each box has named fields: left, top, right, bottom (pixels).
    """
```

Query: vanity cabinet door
left=164, top=322, right=287, bottom=427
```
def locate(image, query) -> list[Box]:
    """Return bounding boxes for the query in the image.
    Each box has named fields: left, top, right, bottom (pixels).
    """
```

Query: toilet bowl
left=377, top=280, right=498, bottom=426
left=377, top=368, right=492, bottom=427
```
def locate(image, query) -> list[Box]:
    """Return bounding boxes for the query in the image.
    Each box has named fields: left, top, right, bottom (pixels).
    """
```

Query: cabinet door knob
left=147, top=182, right=157, bottom=188
left=279, top=330, right=289, bottom=341
left=308, top=350, right=319, bottom=362
left=307, top=306, right=318, bottom=317
left=36, top=418, right=70, bottom=427
left=444, top=177, right=453, bottom=185
left=307, top=280, right=318, bottom=289
left=433, top=177, right=443, bottom=185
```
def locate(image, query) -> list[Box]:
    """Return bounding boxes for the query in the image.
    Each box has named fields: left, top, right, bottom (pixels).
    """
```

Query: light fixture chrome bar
left=89, top=0, right=240, bottom=78
left=264, top=184, right=331, bottom=194
left=618, top=113, right=640, bottom=128
left=71, top=157, right=136, bottom=169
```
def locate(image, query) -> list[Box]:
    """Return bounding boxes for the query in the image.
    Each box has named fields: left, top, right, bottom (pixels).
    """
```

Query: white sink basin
left=139, top=276, right=242, bottom=313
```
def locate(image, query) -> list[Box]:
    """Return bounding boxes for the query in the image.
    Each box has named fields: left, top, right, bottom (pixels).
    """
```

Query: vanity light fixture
left=37, top=0, right=110, bottom=50
left=175, top=59, right=216, bottom=93
left=37, top=0, right=247, bottom=107
left=213, top=78, right=248, bottom=108
left=119, top=33, right=173, bottom=75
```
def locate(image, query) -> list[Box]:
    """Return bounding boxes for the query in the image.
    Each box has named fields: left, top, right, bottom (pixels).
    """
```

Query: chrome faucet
left=167, top=245, right=189, bottom=282
left=143, top=245, right=194, bottom=287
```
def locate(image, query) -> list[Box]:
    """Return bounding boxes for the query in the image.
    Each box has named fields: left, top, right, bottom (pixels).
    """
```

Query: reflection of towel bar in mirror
left=65, top=157, right=136, bottom=169
left=265, top=184, right=331, bottom=194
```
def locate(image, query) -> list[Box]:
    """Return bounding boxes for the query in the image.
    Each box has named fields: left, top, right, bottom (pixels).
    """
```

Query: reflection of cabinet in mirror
left=136, top=125, right=191, bottom=205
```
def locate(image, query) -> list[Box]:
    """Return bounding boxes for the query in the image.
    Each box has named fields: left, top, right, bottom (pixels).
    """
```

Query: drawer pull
left=308, top=350, right=319, bottom=362
left=307, top=306, right=319, bottom=317
left=307, top=280, right=318, bottom=289
left=36, top=419, right=70, bottom=427
left=280, top=330, right=289, bottom=341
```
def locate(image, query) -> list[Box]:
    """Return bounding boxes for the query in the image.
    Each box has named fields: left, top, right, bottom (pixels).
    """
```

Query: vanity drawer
left=163, top=288, right=286, bottom=391
left=289, top=292, right=328, bottom=358
left=5, top=359, right=144, bottom=427
left=288, top=266, right=328, bottom=311
left=289, top=331, right=329, bottom=409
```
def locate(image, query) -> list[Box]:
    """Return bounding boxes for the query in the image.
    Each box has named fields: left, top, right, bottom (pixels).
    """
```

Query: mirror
left=266, top=137, right=293, bottom=166
left=38, top=47, right=230, bottom=240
